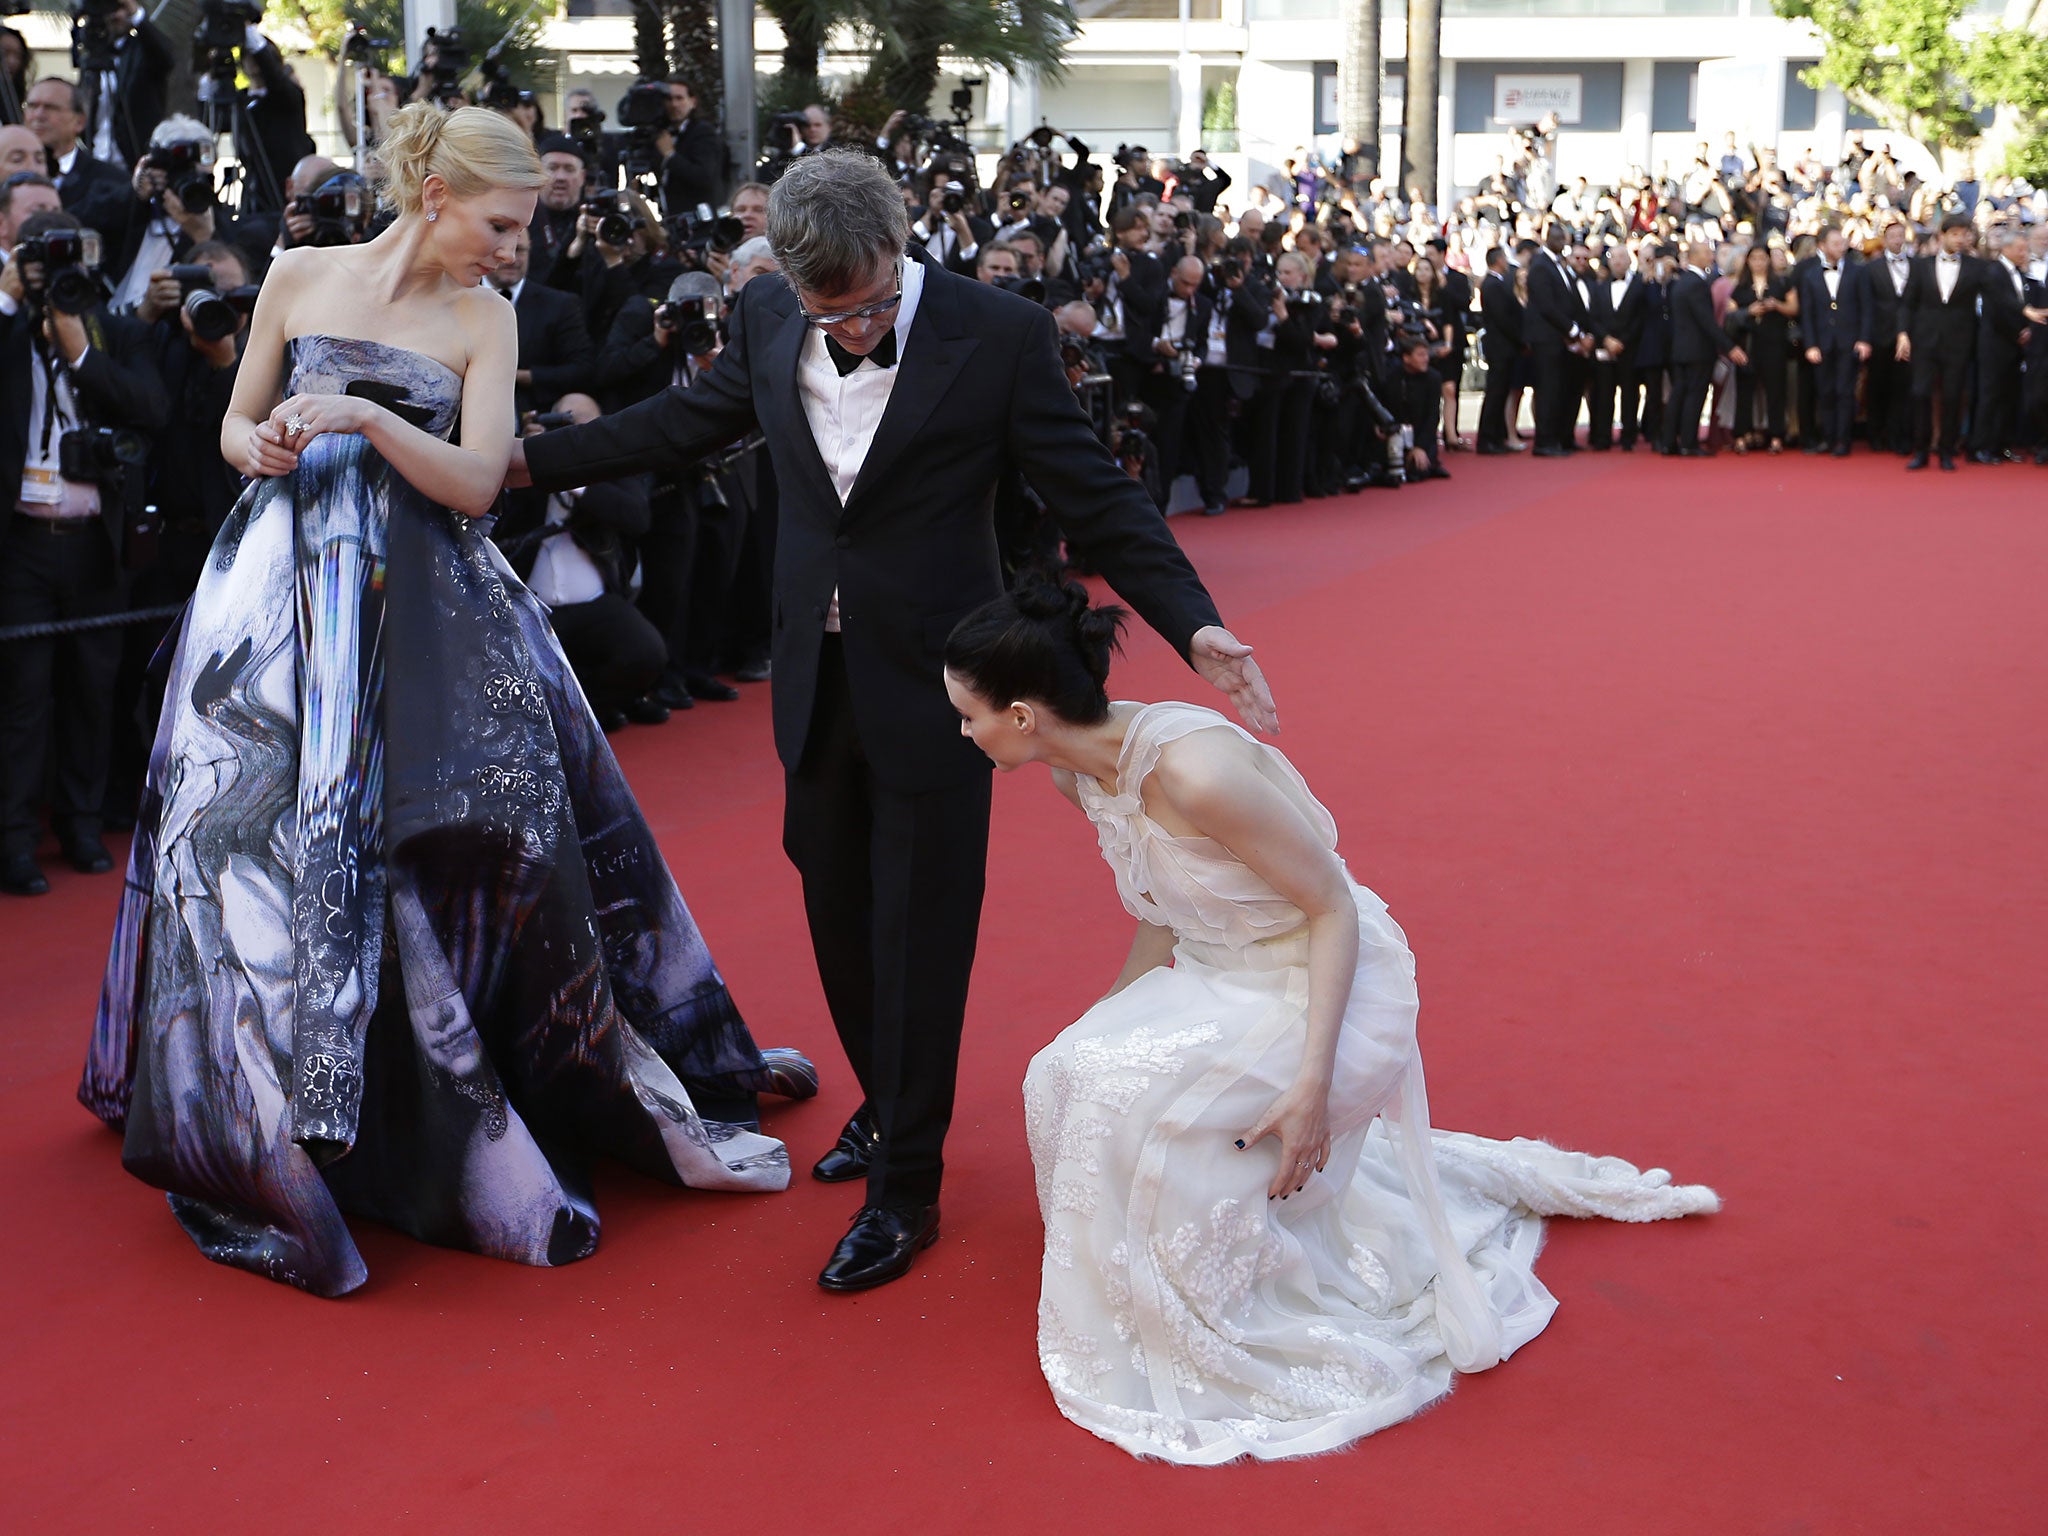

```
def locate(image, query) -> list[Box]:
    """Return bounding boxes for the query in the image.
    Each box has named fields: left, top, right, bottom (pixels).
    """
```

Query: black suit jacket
left=1798, top=260, right=1868, bottom=357
left=1860, top=252, right=1912, bottom=349
left=1976, top=260, right=2035, bottom=356
left=510, top=281, right=594, bottom=421
left=525, top=250, right=1222, bottom=790
left=79, top=20, right=173, bottom=170
left=0, top=304, right=169, bottom=558
left=660, top=119, right=726, bottom=214
left=1899, top=255, right=1989, bottom=353
left=1222, top=272, right=1277, bottom=397
left=1588, top=272, right=1647, bottom=350
left=53, top=148, right=131, bottom=239
left=1478, top=270, right=1522, bottom=364
left=1668, top=269, right=1733, bottom=365
left=1522, top=252, right=1585, bottom=351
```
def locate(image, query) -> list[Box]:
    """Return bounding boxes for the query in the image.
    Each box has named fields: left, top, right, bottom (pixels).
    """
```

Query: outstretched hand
left=1190, top=625, right=1279, bottom=735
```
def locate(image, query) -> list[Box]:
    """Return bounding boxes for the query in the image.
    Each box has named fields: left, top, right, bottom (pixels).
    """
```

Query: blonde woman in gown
left=943, top=582, right=1718, bottom=1465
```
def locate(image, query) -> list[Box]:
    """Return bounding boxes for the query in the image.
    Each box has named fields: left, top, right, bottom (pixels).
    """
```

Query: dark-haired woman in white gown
left=944, top=583, right=1718, bottom=1464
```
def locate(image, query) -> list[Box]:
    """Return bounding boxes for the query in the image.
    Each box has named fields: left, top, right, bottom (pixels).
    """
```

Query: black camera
left=295, top=175, right=368, bottom=246
left=16, top=228, right=103, bottom=315
left=767, top=109, right=808, bottom=152
left=529, top=411, right=575, bottom=432
left=166, top=263, right=256, bottom=341
left=655, top=295, right=721, bottom=355
left=1005, top=188, right=1032, bottom=215
left=1214, top=255, right=1247, bottom=288
left=339, top=25, right=390, bottom=64
left=144, top=138, right=217, bottom=215
left=58, top=425, right=148, bottom=484
left=617, top=79, right=671, bottom=129
left=68, top=0, right=125, bottom=73
left=583, top=193, right=645, bottom=249
left=1076, top=249, right=1116, bottom=287
left=936, top=181, right=966, bottom=216
left=991, top=273, right=1046, bottom=305
left=190, top=0, right=260, bottom=85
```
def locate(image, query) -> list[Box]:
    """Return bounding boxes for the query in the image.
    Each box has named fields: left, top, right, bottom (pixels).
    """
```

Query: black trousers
left=1273, top=376, right=1315, bottom=504
left=1139, top=368, right=1192, bottom=510
left=1810, top=344, right=1859, bottom=448
left=1563, top=350, right=1591, bottom=446
left=1735, top=354, right=1787, bottom=441
left=1910, top=336, right=1973, bottom=455
left=1865, top=354, right=1911, bottom=452
left=1240, top=378, right=1281, bottom=502
left=1971, top=340, right=2023, bottom=455
left=1476, top=352, right=1514, bottom=449
left=685, top=472, right=747, bottom=678
left=1186, top=368, right=1235, bottom=509
left=783, top=636, right=993, bottom=1210
left=1585, top=356, right=1624, bottom=447
left=1665, top=359, right=1713, bottom=451
left=548, top=593, right=667, bottom=716
left=1625, top=361, right=1664, bottom=449
left=0, top=514, right=123, bottom=856
left=720, top=448, right=775, bottom=671
left=1530, top=344, right=1570, bottom=450
left=636, top=485, right=692, bottom=684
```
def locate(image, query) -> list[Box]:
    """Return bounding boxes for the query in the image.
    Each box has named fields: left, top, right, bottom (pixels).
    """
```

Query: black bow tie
left=825, top=329, right=897, bottom=376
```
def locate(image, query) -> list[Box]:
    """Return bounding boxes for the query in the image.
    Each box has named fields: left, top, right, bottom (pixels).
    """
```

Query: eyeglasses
left=797, top=260, right=904, bottom=328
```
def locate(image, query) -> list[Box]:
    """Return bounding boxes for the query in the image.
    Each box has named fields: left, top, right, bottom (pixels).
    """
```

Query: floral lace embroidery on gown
left=80, top=335, right=808, bottom=1297
left=1023, top=701, right=1718, bottom=1463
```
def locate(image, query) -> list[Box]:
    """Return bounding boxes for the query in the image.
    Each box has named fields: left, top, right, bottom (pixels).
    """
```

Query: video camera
left=16, top=227, right=105, bottom=315
left=67, top=0, right=126, bottom=75
left=165, top=263, right=258, bottom=342
left=191, top=0, right=262, bottom=91
left=143, top=138, right=218, bottom=215
left=421, top=26, right=470, bottom=105
left=615, top=79, right=673, bottom=185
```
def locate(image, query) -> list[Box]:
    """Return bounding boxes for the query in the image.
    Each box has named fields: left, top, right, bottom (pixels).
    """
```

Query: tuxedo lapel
left=842, top=261, right=979, bottom=520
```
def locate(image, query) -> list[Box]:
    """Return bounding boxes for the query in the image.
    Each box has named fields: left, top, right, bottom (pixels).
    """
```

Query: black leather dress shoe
left=62, top=834, right=113, bottom=875
left=1940, top=453, right=1958, bottom=472
left=623, top=695, right=671, bottom=725
left=1831, top=445, right=1851, bottom=458
left=818, top=1204, right=940, bottom=1293
left=598, top=708, right=629, bottom=732
left=1971, top=451, right=1999, bottom=466
left=1531, top=446, right=1569, bottom=458
left=684, top=674, right=741, bottom=703
left=732, top=659, right=772, bottom=682
left=1474, top=444, right=1508, bottom=456
left=1, top=850, right=49, bottom=896
left=811, top=1106, right=880, bottom=1183
left=651, top=678, right=696, bottom=710
left=1906, top=452, right=1930, bottom=470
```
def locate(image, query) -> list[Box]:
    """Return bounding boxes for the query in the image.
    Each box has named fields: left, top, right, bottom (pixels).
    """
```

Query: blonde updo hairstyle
left=374, top=101, right=545, bottom=217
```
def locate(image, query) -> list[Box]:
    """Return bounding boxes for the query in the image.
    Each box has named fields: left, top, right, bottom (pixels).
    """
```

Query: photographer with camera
left=488, top=224, right=594, bottom=426
left=657, top=76, right=724, bottom=218
left=547, top=182, right=679, bottom=350
left=1174, top=148, right=1231, bottom=215
left=911, top=168, right=989, bottom=275
left=1095, top=204, right=1166, bottom=405
left=559, top=87, right=620, bottom=192
left=24, top=78, right=128, bottom=238
left=590, top=270, right=740, bottom=711
left=104, top=115, right=220, bottom=310
left=223, top=16, right=314, bottom=211
left=0, top=205, right=168, bottom=895
left=1132, top=254, right=1206, bottom=511
left=72, top=0, right=171, bottom=172
left=1106, top=144, right=1164, bottom=225
left=0, top=123, right=39, bottom=179
left=526, top=132, right=588, bottom=287
left=1388, top=334, right=1453, bottom=481
left=0, top=170, right=60, bottom=260
left=1268, top=250, right=1337, bottom=504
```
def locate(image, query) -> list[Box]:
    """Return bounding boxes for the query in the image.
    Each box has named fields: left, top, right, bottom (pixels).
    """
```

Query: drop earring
left=427, top=211, right=438, bottom=222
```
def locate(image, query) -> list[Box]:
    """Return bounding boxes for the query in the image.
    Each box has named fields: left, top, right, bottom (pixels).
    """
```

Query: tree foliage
left=264, top=0, right=555, bottom=91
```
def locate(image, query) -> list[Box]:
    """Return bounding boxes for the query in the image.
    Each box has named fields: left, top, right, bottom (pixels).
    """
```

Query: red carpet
left=5, top=449, right=2043, bottom=1532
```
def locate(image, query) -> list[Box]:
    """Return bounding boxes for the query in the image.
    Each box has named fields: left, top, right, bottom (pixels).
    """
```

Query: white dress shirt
left=1820, top=264, right=1842, bottom=300
left=1162, top=294, right=1191, bottom=348
left=2000, top=257, right=2026, bottom=303
left=0, top=296, right=100, bottom=519
left=1936, top=252, right=1960, bottom=303
left=797, top=255, right=925, bottom=631
left=1204, top=295, right=1229, bottom=367
left=529, top=490, right=606, bottom=608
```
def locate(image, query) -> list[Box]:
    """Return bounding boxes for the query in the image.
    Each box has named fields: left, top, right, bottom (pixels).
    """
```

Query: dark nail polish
left=1234, top=1140, right=1245, bottom=1149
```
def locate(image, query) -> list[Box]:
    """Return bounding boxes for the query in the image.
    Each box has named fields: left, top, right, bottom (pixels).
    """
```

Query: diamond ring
left=283, top=415, right=307, bottom=437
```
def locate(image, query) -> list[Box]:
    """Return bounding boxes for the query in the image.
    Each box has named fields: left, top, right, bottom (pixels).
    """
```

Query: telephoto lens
left=167, top=263, right=237, bottom=341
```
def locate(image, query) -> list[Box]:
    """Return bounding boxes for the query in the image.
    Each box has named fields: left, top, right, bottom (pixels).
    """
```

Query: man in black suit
left=1860, top=217, right=1913, bottom=453
left=74, top=0, right=171, bottom=171
left=1475, top=246, right=1521, bottom=454
left=22, top=78, right=128, bottom=238
left=0, top=208, right=168, bottom=896
left=1585, top=243, right=1648, bottom=450
left=1630, top=245, right=1673, bottom=453
left=1521, top=223, right=1589, bottom=456
left=1664, top=240, right=1747, bottom=456
left=1798, top=225, right=1869, bottom=457
left=1970, top=226, right=2036, bottom=464
left=657, top=77, right=725, bottom=215
left=496, top=226, right=594, bottom=425
left=527, top=134, right=589, bottom=289
left=1898, top=213, right=1988, bottom=470
left=510, top=150, right=1271, bottom=1292
left=1220, top=236, right=1281, bottom=504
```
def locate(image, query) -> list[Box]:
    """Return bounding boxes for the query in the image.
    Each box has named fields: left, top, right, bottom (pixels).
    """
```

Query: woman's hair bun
left=373, top=102, right=545, bottom=217
left=944, top=577, right=1128, bottom=725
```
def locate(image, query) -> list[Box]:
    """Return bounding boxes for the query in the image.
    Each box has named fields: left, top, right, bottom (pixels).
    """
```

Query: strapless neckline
left=288, top=332, right=464, bottom=383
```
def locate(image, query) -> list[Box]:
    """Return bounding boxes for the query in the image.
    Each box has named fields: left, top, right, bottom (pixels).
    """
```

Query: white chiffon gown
left=1023, top=702, right=1719, bottom=1463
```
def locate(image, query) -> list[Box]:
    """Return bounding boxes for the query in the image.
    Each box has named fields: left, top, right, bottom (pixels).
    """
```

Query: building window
left=1652, top=61, right=1696, bottom=132
left=1312, top=59, right=1403, bottom=137
left=1075, top=0, right=1223, bottom=15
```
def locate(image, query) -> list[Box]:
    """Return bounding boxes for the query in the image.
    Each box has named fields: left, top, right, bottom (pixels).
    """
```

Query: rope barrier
left=0, top=604, right=186, bottom=645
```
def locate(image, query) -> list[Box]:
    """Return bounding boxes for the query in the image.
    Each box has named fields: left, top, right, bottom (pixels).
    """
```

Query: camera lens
left=597, top=212, right=634, bottom=247
left=184, top=288, right=237, bottom=342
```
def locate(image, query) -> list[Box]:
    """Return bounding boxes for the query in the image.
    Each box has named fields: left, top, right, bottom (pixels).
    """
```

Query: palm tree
left=1402, top=0, right=1440, bottom=203
left=1339, top=0, right=1380, bottom=185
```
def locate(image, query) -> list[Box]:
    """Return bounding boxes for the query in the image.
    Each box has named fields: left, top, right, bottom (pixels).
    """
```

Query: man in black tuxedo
left=1475, top=246, right=1521, bottom=454
left=0, top=208, right=168, bottom=896
left=657, top=78, right=725, bottom=215
left=1898, top=213, right=1988, bottom=470
left=1585, top=243, right=1647, bottom=450
left=1860, top=218, right=1913, bottom=453
left=1798, top=225, right=1869, bottom=457
left=510, top=152, right=1272, bottom=1291
left=496, top=227, right=594, bottom=425
left=23, top=79, right=128, bottom=238
left=74, top=0, right=171, bottom=171
left=1663, top=241, right=1747, bottom=456
left=1521, top=224, right=1589, bottom=456
left=1970, top=226, right=2037, bottom=464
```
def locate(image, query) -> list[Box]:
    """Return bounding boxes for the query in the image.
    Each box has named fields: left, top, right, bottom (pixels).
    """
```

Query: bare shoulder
left=1050, top=767, right=1085, bottom=810
left=451, top=281, right=517, bottom=363
left=1148, top=725, right=1266, bottom=810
